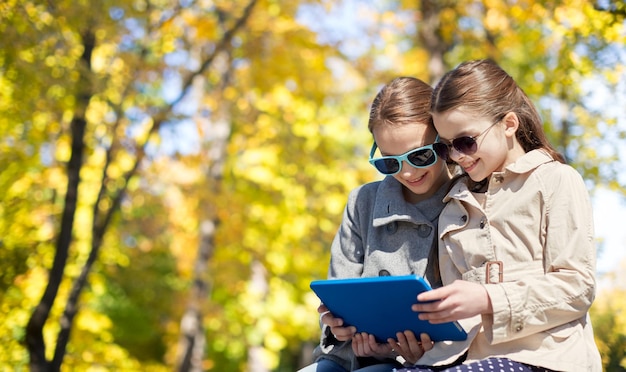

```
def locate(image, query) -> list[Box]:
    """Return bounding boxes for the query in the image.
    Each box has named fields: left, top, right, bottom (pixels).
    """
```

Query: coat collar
left=444, top=149, right=555, bottom=203
left=503, top=149, right=555, bottom=175
left=372, top=176, right=450, bottom=227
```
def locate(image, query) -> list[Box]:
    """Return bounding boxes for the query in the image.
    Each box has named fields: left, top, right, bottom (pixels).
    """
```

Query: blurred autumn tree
left=1, top=0, right=371, bottom=371
left=1, top=0, right=625, bottom=371
left=591, top=261, right=626, bottom=371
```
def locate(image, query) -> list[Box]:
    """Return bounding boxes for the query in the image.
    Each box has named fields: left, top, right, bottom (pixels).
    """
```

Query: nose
left=449, top=146, right=464, bottom=162
left=398, top=160, right=416, bottom=177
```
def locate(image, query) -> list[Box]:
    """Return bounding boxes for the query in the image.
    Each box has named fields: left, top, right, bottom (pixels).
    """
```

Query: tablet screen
left=310, top=275, right=467, bottom=342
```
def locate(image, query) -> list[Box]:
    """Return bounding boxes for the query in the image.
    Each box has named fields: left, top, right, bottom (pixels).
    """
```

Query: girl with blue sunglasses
left=299, top=77, right=455, bottom=372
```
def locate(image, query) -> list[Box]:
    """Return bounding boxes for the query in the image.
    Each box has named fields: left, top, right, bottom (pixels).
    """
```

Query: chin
left=467, top=172, right=487, bottom=182
left=401, top=182, right=422, bottom=194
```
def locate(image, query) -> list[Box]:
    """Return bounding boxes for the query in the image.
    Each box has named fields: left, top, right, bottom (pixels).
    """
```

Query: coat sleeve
left=485, top=164, right=597, bottom=343
left=314, top=185, right=369, bottom=368
left=328, top=185, right=371, bottom=279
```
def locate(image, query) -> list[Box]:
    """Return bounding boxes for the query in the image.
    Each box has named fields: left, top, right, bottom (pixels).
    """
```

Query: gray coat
left=312, top=175, right=450, bottom=371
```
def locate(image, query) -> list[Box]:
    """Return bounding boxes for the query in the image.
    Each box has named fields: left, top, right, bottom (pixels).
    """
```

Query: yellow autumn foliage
left=0, top=0, right=625, bottom=371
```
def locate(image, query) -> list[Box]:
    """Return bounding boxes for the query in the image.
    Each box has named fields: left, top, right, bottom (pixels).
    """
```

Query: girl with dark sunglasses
left=392, top=60, right=602, bottom=371
left=299, top=77, right=456, bottom=372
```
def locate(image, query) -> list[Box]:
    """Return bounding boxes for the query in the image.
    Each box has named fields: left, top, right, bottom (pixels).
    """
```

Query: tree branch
left=172, top=0, right=258, bottom=108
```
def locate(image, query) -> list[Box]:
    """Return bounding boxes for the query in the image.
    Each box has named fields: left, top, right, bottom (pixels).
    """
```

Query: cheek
left=478, top=143, right=507, bottom=172
left=432, top=160, right=448, bottom=174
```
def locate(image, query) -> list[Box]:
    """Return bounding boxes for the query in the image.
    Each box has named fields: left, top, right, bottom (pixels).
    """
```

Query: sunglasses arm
left=369, top=142, right=378, bottom=159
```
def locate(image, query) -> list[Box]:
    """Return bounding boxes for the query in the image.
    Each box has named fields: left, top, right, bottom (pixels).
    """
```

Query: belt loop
left=485, top=261, right=503, bottom=284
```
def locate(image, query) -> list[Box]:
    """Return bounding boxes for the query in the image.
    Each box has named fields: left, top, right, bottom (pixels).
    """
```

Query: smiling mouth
left=462, top=159, right=478, bottom=172
left=409, top=173, right=426, bottom=183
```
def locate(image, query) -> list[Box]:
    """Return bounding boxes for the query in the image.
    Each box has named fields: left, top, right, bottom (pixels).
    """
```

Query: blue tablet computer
left=310, top=275, right=467, bottom=343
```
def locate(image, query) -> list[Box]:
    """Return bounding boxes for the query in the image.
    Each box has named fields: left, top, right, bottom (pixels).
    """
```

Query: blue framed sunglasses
left=369, top=137, right=448, bottom=176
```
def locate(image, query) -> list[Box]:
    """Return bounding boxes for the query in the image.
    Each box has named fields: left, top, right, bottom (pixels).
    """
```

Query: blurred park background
left=1, top=0, right=626, bottom=371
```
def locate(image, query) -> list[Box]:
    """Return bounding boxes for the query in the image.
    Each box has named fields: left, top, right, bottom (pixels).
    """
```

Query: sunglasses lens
left=452, top=137, right=478, bottom=155
left=407, top=148, right=436, bottom=167
left=433, top=143, right=449, bottom=161
left=373, top=158, right=401, bottom=175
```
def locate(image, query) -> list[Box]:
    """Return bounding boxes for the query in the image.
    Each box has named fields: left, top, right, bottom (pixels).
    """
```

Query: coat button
left=515, top=324, right=523, bottom=332
left=461, top=215, right=467, bottom=223
left=386, top=222, right=398, bottom=234
left=494, top=175, right=504, bottom=183
left=479, top=218, right=486, bottom=229
left=379, top=270, right=391, bottom=276
left=417, top=224, right=432, bottom=237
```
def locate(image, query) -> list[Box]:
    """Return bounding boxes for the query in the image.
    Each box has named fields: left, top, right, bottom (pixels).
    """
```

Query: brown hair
left=368, top=77, right=434, bottom=134
left=431, top=59, right=565, bottom=163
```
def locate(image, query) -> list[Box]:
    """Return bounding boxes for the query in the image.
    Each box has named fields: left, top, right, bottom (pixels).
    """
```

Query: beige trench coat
left=417, top=150, right=602, bottom=371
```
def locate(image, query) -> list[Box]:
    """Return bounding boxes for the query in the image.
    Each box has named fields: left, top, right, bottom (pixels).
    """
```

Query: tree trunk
left=176, top=49, right=233, bottom=370
left=176, top=219, right=217, bottom=372
left=175, top=2, right=258, bottom=368
left=246, top=261, right=269, bottom=372
left=25, top=29, right=95, bottom=372
left=418, top=0, right=450, bottom=84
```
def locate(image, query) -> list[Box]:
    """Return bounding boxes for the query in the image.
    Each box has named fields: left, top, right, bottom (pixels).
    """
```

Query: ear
left=502, top=112, right=519, bottom=138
